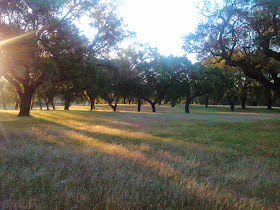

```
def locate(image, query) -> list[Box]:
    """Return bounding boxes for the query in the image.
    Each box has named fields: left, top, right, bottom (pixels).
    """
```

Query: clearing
left=1, top=105, right=279, bottom=208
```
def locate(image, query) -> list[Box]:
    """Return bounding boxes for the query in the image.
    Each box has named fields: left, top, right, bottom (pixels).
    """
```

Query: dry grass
left=0, top=104, right=279, bottom=209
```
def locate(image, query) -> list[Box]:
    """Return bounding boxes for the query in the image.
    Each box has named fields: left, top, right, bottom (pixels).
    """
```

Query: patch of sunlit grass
left=1, top=105, right=279, bottom=208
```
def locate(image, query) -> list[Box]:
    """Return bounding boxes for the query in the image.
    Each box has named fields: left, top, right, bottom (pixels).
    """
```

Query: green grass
left=1, top=104, right=279, bottom=209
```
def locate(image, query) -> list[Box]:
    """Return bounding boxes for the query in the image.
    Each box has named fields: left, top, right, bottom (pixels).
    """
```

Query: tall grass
left=1, top=105, right=279, bottom=209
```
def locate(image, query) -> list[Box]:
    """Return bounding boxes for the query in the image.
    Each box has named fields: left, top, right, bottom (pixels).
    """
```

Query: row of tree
left=0, top=48, right=279, bottom=113
left=0, top=0, right=279, bottom=116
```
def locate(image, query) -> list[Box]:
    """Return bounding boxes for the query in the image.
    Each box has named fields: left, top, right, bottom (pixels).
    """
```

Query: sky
left=116, top=0, right=201, bottom=59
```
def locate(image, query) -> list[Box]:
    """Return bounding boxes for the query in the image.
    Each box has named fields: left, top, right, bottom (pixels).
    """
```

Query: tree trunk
left=30, top=94, right=35, bottom=109
left=205, top=94, right=209, bottom=108
left=228, top=96, right=235, bottom=112
left=267, top=97, right=273, bottom=110
left=185, top=100, right=190, bottom=113
left=229, top=97, right=234, bottom=112
left=123, top=98, right=126, bottom=104
left=128, top=99, right=131, bottom=105
left=15, top=100, right=19, bottom=109
left=87, top=91, right=96, bottom=111
left=45, top=100, right=49, bottom=110
left=240, top=95, right=246, bottom=109
left=38, top=94, right=42, bottom=110
left=231, top=104, right=235, bottom=112
left=14, top=92, right=19, bottom=109
left=18, top=87, right=35, bottom=117
left=109, top=98, right=118, bottom=112
left=151, top=102, right=156, bottom=112
left=266, top=88, right=273, bottom=110
left=90, top=97, right=95, bottom=111
left=109, top=103, right=117, bottom=112
left=50, top=100, right=55, bottom=110
left=137, top=98, right=141, bottom=112
left=64, top=99, right=71, bottom=110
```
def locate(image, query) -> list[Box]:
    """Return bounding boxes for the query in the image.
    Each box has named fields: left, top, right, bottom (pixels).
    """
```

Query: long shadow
left=1, top=110, right=279, bottom=208
left=41, top=114, right=280, bottom=204
left=35, top=110, right=280, bottom=158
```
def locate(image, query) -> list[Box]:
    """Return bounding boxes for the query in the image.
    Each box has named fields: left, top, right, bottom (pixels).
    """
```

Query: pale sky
left=117, top=0, right=201, bottom=58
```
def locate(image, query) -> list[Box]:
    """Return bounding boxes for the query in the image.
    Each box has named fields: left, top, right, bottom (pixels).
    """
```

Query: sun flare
left=0, top=31, right=36, bottom=46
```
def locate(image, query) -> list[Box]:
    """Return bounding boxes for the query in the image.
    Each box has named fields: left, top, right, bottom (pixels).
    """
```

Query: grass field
left=1, top=104, right=280, bottom=209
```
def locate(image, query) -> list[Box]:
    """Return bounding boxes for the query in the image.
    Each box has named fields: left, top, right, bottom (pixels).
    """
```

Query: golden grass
left=1, top=104, right=279, bottom=208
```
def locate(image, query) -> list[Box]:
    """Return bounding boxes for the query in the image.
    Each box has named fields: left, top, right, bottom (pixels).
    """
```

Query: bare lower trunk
left=15, top=100, right=19, bottom=109
left=241, top=95, right=246, bottom=109
left=90, top=97, right=95, bottom=111
left=14, top=92, right=19, bottom=109
left=64, top=99, right=71, bottom=110
left=267, top=98, right=273, bottom=110
left=30, top=94, right=35, bottom=109
left=50, top=100, right=55, bottom=110
left=185, top=100, right=190, bottom=113
left=228, top=96, right=235, bottom=112
left=230, top=104, right=235, bottom=111
left=18, top=87, right=35, bottom=117
left=45, top=100, right=49, bottom=110
left=38, top=94, right=42, bottom=110
left=241, top=97, right=246, bottom=109
left=266, top=89, right=273, bottom=110
left=109, top=97, right=119, bottom=112
left=137, top=98, right=141, bottom=112
left=109, top=103, right=117, bottom=112
left=151, top=102, right=156, bottom=112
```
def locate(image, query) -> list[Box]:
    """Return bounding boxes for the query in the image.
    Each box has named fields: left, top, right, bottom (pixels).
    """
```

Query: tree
left=85, top=72, right=99, bottom=111
left=97, top=59, right=134, bottom=112
left=138, top=55, right=180, bottom=113
left=0, top=0, right=90, bottom=116
left=182, top=0, right=280, bottom=98
left=162, top=56, right=192, bottom=108
left=36, top=81, right=59, bottom=110
left=199, top=65, right=235, bottom=108
left=0, top=77, right=18, bottom=109
left=118, top=43, right=158, bottom=112
left=181, top=63, right=209, bottom=113
left=58, top=78, right=85, bottom=110
left=0, top=0, right=131, bottom=116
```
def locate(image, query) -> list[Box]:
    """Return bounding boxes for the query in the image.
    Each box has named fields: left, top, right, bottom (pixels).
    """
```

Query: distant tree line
left=0, top=0, right=279, bottom=116
left=1, top=49, right=279, bottom=113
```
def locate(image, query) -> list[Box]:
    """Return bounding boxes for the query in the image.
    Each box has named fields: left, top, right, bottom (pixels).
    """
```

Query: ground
left=0, top=104, right=279, bottom=208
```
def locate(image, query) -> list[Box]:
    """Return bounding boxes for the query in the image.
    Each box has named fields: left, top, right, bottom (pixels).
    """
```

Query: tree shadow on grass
left=1, top=110, right=279, bottom=208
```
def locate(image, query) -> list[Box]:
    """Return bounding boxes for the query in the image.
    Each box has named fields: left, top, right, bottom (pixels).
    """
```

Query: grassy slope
left=0, top=104, right=279, bottom=209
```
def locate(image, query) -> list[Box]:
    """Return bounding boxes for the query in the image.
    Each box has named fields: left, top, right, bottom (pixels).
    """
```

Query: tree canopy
left=183, top=0, right=280, bottom=98
left=0, top=0, right=131, bottom=116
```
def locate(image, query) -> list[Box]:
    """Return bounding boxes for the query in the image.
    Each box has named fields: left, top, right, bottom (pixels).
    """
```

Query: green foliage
left=96, top=59, right=135, bottom=111
left=0, top=77, right=17, bottom=108
left=182, top=0, right=280, bottom=97
left=0, top=0, right=131, bottom=116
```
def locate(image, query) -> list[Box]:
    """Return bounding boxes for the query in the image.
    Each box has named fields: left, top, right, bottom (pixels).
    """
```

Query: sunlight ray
left=0, top=31, right=36, bottom=46
left=66, top=130, right=264, bottom=208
